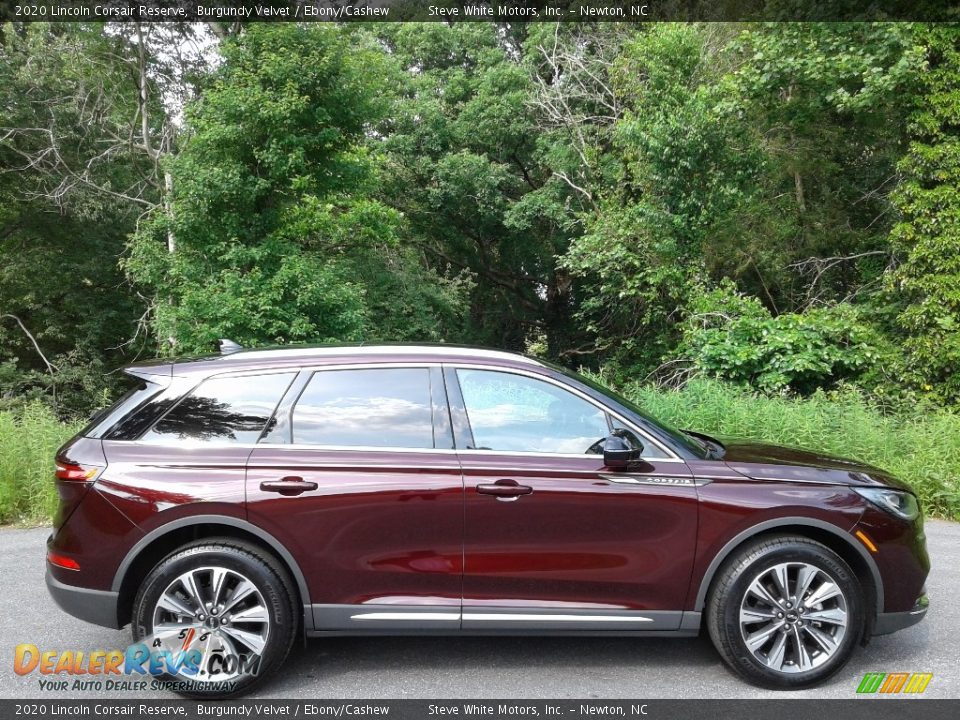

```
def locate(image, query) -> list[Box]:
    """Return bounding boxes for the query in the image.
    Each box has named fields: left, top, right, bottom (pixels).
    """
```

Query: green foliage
left=561, top=24, right=760, bottom=370
left=128, top=25, right=470, bottom=354
left=711, top=23, right=920, bottom=309
left=890, top=26, right=960, bottom=403
left=623, top=379, right=960, bottom=520
left=562, top=23, right=924, bottom=382
left=375, top=23, right=582, bottom=353
left=3, top=21, right=960, bottom=424
left=0, top=403, right=79, bottom=525
left=0, top=25, right=151, bottom=415
left=678, top=282, right=894, bottom=393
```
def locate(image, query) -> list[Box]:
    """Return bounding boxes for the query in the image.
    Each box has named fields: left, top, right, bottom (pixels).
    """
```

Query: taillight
left=52, top=460, right=104, bottom=530
left=54, top=462, right=102, bottom=482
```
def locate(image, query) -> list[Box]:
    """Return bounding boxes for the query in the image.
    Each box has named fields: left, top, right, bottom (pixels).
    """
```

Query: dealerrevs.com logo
left=856, top=672, right=933, bottom=694
left=13, top=637, right=260, bottom=693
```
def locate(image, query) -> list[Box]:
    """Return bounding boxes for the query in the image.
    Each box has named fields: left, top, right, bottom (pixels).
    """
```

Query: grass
left=623, top=379, right=960, bottom=521
left=0, top=380, right=958, bottom=523
left=0, top=402, right=80, bottom=526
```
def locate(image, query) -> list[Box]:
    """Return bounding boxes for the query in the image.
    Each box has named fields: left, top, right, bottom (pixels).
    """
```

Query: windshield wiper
left=682, top=430, right=726, bottom=459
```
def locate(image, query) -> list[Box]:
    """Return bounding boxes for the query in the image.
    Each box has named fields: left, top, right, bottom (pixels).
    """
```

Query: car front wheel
left=706, top=534, right=865, bottom=688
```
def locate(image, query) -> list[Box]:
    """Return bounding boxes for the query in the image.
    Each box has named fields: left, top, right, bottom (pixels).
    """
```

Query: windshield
left=552, top=365, right=710, bottom=458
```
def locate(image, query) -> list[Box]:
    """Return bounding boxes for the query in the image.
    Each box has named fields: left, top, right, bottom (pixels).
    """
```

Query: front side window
left=141, top=373, right=295, bottom=444
left=456, top=369, right=610, bottom=454
left=291, top=368, right=435, bottom=448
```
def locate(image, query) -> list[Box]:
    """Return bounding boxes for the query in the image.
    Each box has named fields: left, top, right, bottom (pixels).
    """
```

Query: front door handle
left=260, top=477, right=318, bottom=496
left=477, top=479, right=533, bottom=502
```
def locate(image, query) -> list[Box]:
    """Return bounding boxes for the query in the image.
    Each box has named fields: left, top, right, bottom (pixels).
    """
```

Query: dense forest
left=1, top=21, right=960, bottom=522
left=2, top=21, right=959, bottom=412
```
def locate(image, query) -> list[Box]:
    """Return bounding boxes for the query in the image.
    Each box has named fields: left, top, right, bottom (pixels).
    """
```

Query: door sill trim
left=311, top=604, right=689, bottom=633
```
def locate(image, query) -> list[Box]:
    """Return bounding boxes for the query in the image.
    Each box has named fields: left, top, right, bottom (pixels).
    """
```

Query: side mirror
left=603, top=429, right=644, bottom=469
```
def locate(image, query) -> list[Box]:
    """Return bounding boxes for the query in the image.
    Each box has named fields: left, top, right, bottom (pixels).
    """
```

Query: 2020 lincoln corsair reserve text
left=46, top=344, right=929, bottom=696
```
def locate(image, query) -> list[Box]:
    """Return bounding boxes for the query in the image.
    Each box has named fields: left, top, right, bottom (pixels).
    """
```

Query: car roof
left=126, top=343, right=545, bottom=378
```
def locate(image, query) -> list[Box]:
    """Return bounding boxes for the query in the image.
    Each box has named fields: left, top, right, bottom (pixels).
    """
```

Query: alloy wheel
left=738, top=561, right=848, bottom=673
left=151, top=566, right=271, bottom=683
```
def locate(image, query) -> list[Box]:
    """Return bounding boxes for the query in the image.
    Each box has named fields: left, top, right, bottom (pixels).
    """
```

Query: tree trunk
left=164, top=170, right=176, bottom=254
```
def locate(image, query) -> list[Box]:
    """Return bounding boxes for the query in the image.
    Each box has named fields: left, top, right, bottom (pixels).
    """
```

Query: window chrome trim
left=236, top=360, right=681, bottom=460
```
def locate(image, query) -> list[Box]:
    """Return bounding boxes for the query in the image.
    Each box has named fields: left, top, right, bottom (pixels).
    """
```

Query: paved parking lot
left=1, top=522, right=956, bottom=699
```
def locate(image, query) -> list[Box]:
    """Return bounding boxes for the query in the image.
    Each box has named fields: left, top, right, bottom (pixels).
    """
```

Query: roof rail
left=217, top=338, right=243, bottom=355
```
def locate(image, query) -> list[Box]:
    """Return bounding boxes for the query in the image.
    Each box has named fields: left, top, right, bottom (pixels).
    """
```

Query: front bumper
left=874, top=592, right=929, bottom=635
left=45, top=569, right=121, bottom=629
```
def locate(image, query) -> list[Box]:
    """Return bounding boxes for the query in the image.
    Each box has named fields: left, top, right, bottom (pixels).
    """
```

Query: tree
left=559, top=24, right=761, bottom=374
left=0, top=23, right=170, bottom=414
left=127, top=24, right=470, bottom=354
left=375, top=23, right=586, bottom=356
left=557, top=23, right=924, bottom=386
left=890, top=25, right=960, bottom=402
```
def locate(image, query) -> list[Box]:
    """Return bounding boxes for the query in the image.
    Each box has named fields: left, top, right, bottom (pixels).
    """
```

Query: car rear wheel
left=706, top=534, right=864, bottom=689
left=132, top=538, right=297, bottom=698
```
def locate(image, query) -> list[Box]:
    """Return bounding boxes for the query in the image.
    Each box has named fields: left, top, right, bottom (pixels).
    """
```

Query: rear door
left=449, top=366, right=699, bottom=631
left=98, top=371, right=298, bottom=533
left=245, top=364, right=464, bottom=632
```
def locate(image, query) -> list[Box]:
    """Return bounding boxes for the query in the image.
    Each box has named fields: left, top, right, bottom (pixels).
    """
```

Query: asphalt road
left=1, top=521, right=957, bottom=700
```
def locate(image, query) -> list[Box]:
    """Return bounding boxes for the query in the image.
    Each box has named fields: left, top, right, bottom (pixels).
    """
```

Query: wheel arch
left=694, top=517, right=883, bottom=617
left=112, top=515, right=311, bottom=629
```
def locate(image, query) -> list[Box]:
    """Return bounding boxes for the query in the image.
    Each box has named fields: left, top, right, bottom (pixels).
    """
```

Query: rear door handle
left=477, top=479, right=533, bottom=502
left=260, top=477, right=318, bottom=496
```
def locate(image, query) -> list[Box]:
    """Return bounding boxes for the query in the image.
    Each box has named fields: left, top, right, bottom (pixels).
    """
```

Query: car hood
left=716, top=437, right=912, bottom=491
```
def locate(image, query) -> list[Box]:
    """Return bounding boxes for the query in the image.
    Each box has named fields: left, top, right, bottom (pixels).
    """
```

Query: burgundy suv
left=47, top=344, right=929, bottom=695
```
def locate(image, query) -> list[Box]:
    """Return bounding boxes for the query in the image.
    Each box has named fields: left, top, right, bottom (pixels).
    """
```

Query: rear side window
left=140, top=373, right=295, bottom=444
left=81, top=380, right=163, bottom=439
left=291, top=368, right=435, bottom=448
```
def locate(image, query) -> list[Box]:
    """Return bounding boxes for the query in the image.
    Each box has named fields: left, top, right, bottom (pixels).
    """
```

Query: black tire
left=706, top=534, right=865, bottom=689
left=132, top=538, right=298, bottom=698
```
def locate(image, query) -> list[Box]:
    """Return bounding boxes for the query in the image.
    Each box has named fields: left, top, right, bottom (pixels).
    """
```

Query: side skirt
left=309, top=604, right=700, bottom=637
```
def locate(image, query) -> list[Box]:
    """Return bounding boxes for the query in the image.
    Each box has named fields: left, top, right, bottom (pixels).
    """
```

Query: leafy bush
left=677, top=282, right=894, bottom=394
left=624, top=378, right=960, bottom=520
left=0, top=403, right=79, bottom=525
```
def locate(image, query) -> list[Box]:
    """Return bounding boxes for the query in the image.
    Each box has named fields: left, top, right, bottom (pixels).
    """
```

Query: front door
left=246, top=365, right=463, bottom=632
left=449, top=366, right=699, bottom=631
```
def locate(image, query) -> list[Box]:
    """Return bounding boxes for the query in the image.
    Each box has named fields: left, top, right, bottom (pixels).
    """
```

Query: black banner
left=1, top=0, right=959, bottom=23
left=0, top=700, right=959, bottom=720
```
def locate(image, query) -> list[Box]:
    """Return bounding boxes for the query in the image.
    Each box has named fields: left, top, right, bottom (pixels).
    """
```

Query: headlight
left=854, top=487, right=920, bottom=521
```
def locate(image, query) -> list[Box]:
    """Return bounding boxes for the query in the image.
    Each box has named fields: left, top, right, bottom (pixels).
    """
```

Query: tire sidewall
left=132, top=543, right=295, bottom=697
left=715, top=541, right=864, bottom=689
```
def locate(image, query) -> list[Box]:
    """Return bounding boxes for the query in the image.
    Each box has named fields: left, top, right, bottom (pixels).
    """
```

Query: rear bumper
left=873, top=592, right=929, bottom=635
left=45, top=569, right=121, bottom=629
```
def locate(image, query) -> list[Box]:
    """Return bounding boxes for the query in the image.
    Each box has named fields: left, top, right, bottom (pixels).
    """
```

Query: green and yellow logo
left=857, top=672, right=933, bottom=694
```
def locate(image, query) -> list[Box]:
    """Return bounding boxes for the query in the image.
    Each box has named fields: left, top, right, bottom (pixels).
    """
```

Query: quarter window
left=141, top=373, right=295, bottom=444
left=456, top=369, right=610, bottom=454
left=292, top=368, right=435, bottom=448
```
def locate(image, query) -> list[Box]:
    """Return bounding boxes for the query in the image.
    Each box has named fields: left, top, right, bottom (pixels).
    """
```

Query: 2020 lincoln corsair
left=47, top=344, right=929, bottom=696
